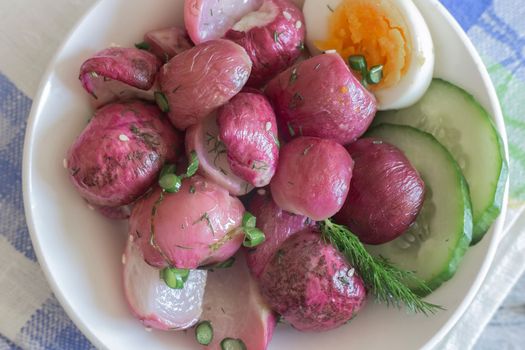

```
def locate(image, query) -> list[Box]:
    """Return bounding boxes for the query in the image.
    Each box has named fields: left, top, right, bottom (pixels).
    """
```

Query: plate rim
left=21, top=1, right=510, bottom=349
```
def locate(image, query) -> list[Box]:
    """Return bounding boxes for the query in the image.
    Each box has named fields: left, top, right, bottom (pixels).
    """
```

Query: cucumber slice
left=373, top=79, right=507, bottom=244
left=366, top=124, right=472, bottom=294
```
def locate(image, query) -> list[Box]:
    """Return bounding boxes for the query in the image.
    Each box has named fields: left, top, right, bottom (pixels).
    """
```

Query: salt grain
left=257, top=189, right=266, bottom=196
left=121, top=254, right=126, bottom=265
left=295, top=20, right=302, bottom=29
left=119, top=134, right=129, bottom=142
left=62, top=158, right=68, bottom=169
left=265, top=122, right=272, bottom=131
left=283, top=11, right=292, bottom=21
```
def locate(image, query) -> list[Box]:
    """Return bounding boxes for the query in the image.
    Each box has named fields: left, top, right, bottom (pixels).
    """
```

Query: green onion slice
left=195, top=321, right=213, bottom=345
left=154, top=91, right=170, bottom=113
left=348, top=55, right=367, bottom=74
left=159, top=173, right=182, bottom=193
left=243, top=227, right=265, bottom=248
left=220, top=338, right=247, bottom=350
left=135, top=41, right=151, bottom=50
left=159, top=163, right=176, bottom=178
left=161, top=267, right=190, bottom=289
left=242, top=212, right=257, bottom=228
left=185, top=151, right=199, bottom=178
left=367, top=65, right=384, bottom=85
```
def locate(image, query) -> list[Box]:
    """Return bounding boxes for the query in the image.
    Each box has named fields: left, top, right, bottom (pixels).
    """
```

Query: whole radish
left=158, top=39, right=252, bottom=130
left=259, top=229, right=366, bottom=331
left=66, top=101, right=181, bottom=208
left=265, top=53, right=376, bottom=145
left=130, top=176, right=245, bottom=269
left=270, top=136, right=353, bottom=220
left=334, top=138, right=425, bottom=244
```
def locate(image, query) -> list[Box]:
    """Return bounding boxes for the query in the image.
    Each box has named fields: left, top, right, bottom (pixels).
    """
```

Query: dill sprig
left=319, top=219, right=444, bottom=315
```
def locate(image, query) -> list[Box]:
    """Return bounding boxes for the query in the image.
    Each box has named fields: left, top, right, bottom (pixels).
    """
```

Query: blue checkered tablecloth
left=1, top=0, right=524, bottom=349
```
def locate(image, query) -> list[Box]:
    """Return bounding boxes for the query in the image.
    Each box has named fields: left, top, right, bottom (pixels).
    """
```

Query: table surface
left=0, top=0, right=524, bottom=349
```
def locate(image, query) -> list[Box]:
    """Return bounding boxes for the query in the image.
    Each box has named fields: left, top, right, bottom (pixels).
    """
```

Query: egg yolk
left=315, top=0, right=411, bottom=90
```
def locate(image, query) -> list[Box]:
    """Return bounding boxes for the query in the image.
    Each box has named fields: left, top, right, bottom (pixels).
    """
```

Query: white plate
left=23, top=0, right=509, bottom=349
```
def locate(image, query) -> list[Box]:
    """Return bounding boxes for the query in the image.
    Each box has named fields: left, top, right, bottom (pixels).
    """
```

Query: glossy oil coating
left=159, top=39, right=252, bottom=130
left=123, top=237, right=207, bottom=331
left=270, top=136, right=353, bottom=220
left=218, top=92, right=279, bottom=187
left=66, top=101, right=181, bottom=207
left=130, top=176, right=245, bottom=269
left=260, top=229, right=366, bottom=332
left=265, top=53, right=376, bottom=145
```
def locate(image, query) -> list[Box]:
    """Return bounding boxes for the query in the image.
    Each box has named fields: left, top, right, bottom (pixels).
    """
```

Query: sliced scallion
left=135, top=41, right=150, bottom=51
left=220, top=338, right=247, bottom=350
left=242, top=212, right=257, bottom=228
left=348, top=55, right=367, bottom=74
left=159, top=173, right=182, bottom=193
left=195, top=321, right=213, bottom=345
left=161, top=267, right=190, bottom=289
left=154, top=91, right=170, bottom=112
left=367, top=65, right=384, bottom=85
left=243, top=227, right=265, bottom=248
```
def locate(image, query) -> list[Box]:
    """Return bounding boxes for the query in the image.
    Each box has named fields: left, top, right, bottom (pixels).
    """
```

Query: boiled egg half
left=303, top=0, right=434, bottom=110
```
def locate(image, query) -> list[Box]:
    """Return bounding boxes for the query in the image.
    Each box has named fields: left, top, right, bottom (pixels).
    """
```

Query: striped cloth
left=0, top=0, right=524, bottom=349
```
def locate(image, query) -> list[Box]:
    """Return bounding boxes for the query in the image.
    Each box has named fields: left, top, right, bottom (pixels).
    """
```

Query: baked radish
left=265, top=53, right=377, bottom=144
left=184, top=0, right=263, bottom=44
left=185, top=113, right=254, bottom=196
left=158, top=39, right=252, bottom=130
left=217, top=92, right=279, bottom=187
left=130, top=176, right=245, bottom=269
left=270, top=136, right=353, bottom=220
left=79, top=47, right=161, bottom=108
left=334, top=138, right=425, bottom=245
left=259, top=229, right=366, bottom=331
left=143, top=26, right=194, bottom=62
left=199, top=253, right=276, bottom=349
left=123, top=236, right=207, bottom=330
left=246, top=191, right=313, bottom=278
left=66, top=101, right=181, bottom=208
left=225, top=0, right=306, bottom=87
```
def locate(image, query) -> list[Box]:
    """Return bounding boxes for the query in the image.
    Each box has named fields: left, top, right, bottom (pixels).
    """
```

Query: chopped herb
left=314, top=63, right=321, bottom=70
left=327, top=4, right=334, bottom=12
left=251, top=161, right=269, bottom=171
left=194, top=212, right=215, bottom=236
left=289, top=67, right=298, bottom=84
left=289, top=92, right=304, bottom=109
left=135, top=41, right=150, bottom=50
left=287, top=122, right=296, bottom=137
left=184, top=151, right=199, bottom=178
left=160, top=267, right=190, bottom=289
left=296, top=41, right=305, bottom=51
left=175, top=244, right=193, bottom=250
left=171, top=85, right=181, bottom=94
left=287, top=181, right=295, bottom=185
left=271, top=132, right=280, bottom=149
left=206, top=132, right=227, bottom=165
left=298, top=126, right=303, bottom=136
left=163, top=52, right=170, bottom=64
left=219, top=167, right=228, bottom=175
left=195, top=321, right=213, bottom=345
left=273, top=31, right=280, bottom=43
left=149, top=191, right=171, bottom=265
left=319, top=219, right=443, bottom=315
left=210, top=8, right=213, bottom=16
left=89, top=71, right=99, bottom=78
left=303, top=144, right=314, bottom=155
left=154, top=91, right=170, bottom=112
left=189, top=185, right=196, bottom=194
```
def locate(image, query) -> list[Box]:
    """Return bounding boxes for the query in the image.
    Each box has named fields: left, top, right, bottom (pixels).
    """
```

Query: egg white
left=303, top=0, right=434, bottom=111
